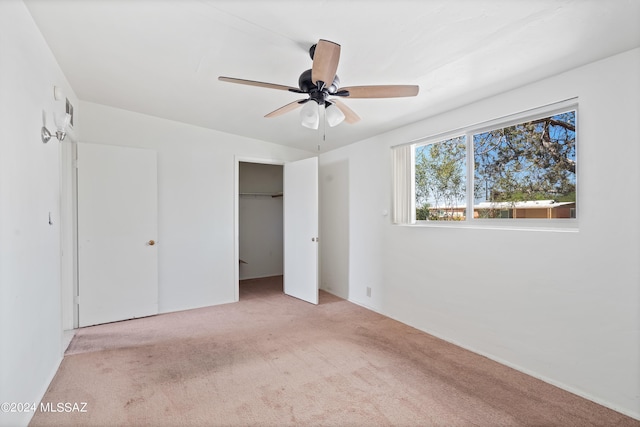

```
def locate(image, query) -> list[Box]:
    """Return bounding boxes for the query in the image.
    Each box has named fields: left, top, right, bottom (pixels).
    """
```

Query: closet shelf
left=239, top=192, right=283, bottom=198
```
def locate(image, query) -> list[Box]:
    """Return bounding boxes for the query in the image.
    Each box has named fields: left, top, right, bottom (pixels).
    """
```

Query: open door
left=283, top=157, right=319, bottom=304
left=77, top=143, right=158, bottom=327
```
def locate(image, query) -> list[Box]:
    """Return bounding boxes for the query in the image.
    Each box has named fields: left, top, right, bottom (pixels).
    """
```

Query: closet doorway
left=238, top=161, right=284, bottom=298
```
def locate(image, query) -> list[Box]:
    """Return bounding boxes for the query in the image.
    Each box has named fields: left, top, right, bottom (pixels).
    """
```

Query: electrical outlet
left=366, top=287, right=371, bottom=297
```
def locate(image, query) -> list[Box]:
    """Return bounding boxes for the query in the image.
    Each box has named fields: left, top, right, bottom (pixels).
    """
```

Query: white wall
left=0, top=2, right=79, bottom=426
left=319, top=48, right=640, bottom=418
left=77, top=102, right=312, bottom=313
left=239, top=162, right=284, bottom=280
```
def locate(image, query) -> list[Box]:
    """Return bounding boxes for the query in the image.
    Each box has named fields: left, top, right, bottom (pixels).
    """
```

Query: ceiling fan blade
left=265, top=99, right=307, bottom=118
left=331, top=99, right=360, bottom=124
left=340, top=85, right=419, bottom=98
left=311, top=39, right=340, bottom=88
left=218, top=76, right=302, bottom=93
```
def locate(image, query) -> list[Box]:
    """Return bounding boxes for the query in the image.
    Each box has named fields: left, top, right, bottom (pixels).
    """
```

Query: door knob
left=147, top=240, right=156, bottom=246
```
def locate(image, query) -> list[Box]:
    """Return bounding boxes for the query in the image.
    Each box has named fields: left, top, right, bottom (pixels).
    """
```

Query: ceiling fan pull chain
left=323, top=108, right=327, bottom=144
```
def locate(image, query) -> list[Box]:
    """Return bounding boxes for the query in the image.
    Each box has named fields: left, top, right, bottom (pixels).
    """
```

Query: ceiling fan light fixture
left=300, top=100, right=320, bottom=129
left=325, top=103, right=345, bottom=127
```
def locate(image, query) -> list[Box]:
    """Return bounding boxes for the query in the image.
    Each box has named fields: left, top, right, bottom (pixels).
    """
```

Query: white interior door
left=283, top=157, right=319, bottom=304
left=77, top=143, right=158, bottom=327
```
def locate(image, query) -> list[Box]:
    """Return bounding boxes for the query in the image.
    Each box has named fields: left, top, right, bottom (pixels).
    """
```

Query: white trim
left=347, top=297, right=638, bottom=421
left=59, top=138, right=78, bottom=332
left=24, top=355, right=64, bottom=426
left=395, top=97, right=578, bottom=149
left=470, top=99, right=578, bottom=135
left=410, top=219, right=579, bottom=233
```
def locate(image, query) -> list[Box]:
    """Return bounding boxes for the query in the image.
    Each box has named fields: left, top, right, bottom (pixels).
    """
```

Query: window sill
left=405, top=219, right=579, bottom=233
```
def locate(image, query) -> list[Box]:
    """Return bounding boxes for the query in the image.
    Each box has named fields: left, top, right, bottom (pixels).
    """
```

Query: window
left=409, top=103, right=577, bottom=225
left=415, top=136, right=466, bottom=221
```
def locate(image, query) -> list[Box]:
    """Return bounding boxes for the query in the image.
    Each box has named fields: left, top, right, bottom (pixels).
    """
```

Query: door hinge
left=74, top=295, right=80, bottom=304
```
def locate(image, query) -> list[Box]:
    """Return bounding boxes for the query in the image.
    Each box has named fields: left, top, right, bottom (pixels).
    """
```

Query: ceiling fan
left=218, top=39, right=419, bottom=129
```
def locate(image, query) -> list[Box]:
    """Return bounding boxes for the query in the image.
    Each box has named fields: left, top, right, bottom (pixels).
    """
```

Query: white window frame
left=403, top=98, right=578, bottom=232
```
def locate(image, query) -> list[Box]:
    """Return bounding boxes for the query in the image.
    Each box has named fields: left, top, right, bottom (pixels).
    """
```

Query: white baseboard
left=17, top=355, right=64, bottom=427
left=347, top=297, right=640, bottom=421
left=239, top=273, right=283, bottom=281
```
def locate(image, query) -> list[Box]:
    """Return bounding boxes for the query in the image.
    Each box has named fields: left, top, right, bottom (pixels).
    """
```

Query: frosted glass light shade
left=300, top=101, right=319, bottom=129
left=325, top=103, right=345, bottom=127
left=54, top=112, right=71, bottom=131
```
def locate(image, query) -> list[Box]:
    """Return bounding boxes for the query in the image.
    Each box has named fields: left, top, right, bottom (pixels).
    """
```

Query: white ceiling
left=25, top=0, right=640, bottom=153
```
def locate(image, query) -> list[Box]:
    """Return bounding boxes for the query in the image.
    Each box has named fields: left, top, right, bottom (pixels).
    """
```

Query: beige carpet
left=30, top=276, right=638, bottom=426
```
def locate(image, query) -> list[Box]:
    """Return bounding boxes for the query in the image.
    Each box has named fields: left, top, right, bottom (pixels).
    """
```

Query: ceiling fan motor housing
left=298, top=69, right=341, bottom=103
left=298, top=69, right=315, bottom=93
